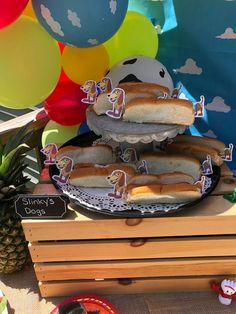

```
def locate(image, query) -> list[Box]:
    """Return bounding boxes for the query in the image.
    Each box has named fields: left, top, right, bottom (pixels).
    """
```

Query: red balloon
left=44, top=81, right=89, bottom=126
left=0, top=0, right=29, bottom=29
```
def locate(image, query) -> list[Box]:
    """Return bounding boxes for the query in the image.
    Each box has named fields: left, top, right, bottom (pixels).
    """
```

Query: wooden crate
left=22, top=164, right=236, bottom=297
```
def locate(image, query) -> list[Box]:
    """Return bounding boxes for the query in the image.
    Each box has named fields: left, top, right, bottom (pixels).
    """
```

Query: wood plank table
left=22, top=164, right=236, bottom=298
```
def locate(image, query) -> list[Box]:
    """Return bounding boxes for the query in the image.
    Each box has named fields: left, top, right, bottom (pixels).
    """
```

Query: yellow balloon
left=62, top=45, right=109, bottom=85
left=23, top=1, right=36, bottom=19
left=104, top=11, right=158, bottom=67
left=0, top=16, right=61, bottom=109
left=42, top=120, right=79, bottom=147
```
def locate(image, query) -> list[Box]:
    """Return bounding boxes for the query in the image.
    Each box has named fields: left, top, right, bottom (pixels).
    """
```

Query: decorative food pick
left=224, top=187, right=236, bottom=203
left=201, top=155, right=213, bottom=175
left=120, top=148, right=138, bottom=163
left=52, top=157, right=73, bottom=185
left=211, top=279, right=236, bottom=305
left=106, top=170, right=127, bottom=199
left=106, top=88, right=125, bottom=119
left=194, top=176, right=206, bottom=194
left=171, top=83, right=182, bottom=99
left=80, top=80, right=97, bottom=104
left=220, top=143, right=234, bottom=162
left=41, top=143, right=58, bottom=165
left=157, top=93, right=168, bottom=100
left=137, top=160, right=148, bottom=174
left=97, top=77, right=113, bottom=93
left=194, top=95, right=205, bottom=118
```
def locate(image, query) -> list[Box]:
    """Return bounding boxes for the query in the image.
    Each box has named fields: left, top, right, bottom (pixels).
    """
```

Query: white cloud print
left=88, top=38, right=99, bottom=45
left=109, top=0, right=117, bottom=14
left=174, top=58, right=202, bottom=75
left=68, top=10, right=81, bottom=28
left=205, top=96, right=231, bottom=113
left=203, top=129, right=217, bottom=138
left=40, top=4, right=64, bottom=36
left=216, top=27, right=236, bottom=39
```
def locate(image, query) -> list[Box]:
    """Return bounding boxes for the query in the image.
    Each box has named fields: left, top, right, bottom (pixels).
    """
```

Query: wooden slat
left=35, top=257, right=236, bottom=281
left=39, top=275, right=236, bottom=297
left=22, top=196, right=236, bottom=241
left=29, top=236, right=236, bottom=262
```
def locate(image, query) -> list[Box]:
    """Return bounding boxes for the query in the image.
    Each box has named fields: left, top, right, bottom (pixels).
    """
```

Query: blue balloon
left=78, top=122, right=91, bottom=135
left=32, top=0, right=129, bottom=47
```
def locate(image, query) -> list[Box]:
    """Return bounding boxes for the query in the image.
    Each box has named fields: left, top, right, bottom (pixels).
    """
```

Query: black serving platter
left=49, top=132, right=221, bottom=218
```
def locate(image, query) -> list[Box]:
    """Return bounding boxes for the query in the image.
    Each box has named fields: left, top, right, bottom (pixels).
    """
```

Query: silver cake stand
left=86, top=106, right=186, bottom=144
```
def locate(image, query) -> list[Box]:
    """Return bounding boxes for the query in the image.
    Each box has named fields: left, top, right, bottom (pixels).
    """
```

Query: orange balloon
left=23, top=0, right=35, bottom=18
left=62, top=45, right=109, bottom=85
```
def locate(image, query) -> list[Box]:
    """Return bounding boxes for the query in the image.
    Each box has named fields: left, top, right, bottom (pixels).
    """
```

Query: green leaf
left=0, top=139, right=3, bottom=166
left=0, top=144, right=29, bottom=176
left=2, top=123, right=31, bottom=158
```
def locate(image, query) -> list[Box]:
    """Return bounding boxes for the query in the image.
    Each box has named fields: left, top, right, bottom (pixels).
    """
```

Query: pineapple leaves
left=0, top=144, right=29, bottom=176
left=2, top=122, right=31, bottom=158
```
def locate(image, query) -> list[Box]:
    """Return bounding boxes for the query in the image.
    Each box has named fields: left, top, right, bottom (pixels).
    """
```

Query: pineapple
left=0, top=125, right=31, bottom=274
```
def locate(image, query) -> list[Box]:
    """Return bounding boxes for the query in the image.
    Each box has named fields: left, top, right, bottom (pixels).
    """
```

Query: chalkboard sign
left=15, top=195, right=68, bottom=219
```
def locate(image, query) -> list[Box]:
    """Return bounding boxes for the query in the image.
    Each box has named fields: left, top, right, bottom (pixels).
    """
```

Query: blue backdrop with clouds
left=129, top=0, right=236, bottom=173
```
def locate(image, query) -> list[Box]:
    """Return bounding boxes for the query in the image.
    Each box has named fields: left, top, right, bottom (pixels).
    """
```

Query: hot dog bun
left=93, top=90, right=157, bottom=116
left=123, top=98, right=195, bottom=126
left=56, top=144, right=115, bottom=165
left=126, top=183, right=201, bottom=204
left=70, top=164, right=136, bottom=188
left=166, top=141, right=223, bottom=166
left=140, top=152, right=201, bottom=182
left=128, top=172, right=195, bottom=186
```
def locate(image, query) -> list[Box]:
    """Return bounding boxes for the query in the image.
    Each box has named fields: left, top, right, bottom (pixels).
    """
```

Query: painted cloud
left=179, top=92, right=189, bottom=100
left=174, top=58, right=202, bottom=75
left=203, top=130, right=217, bottom=138
left=109, top=0, right=117, bottom=14
left=205, top=96, right=231, bottom=113
left=216, top=27, right=236, bottom=39
left=68, top=10, right=81, bottom=28
left=88, top=38, right=99, bottom=45
left=40, top=4, right=64, bottom=36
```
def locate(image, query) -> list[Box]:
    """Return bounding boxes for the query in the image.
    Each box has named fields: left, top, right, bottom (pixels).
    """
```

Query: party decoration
left=224, top=188, right=236, bottom=204
left=201, top=155, right=213, bottom=175
left=40, top=144, right=58, bottom=165
left=52, top=156, right=73, bottom=185
left=62, top=45, right=109, bottom=85
left=32, top=0, right=128, bottom=47
left=194, top=95, right=205, bottom=118
left=23, top=0, right=36, bottom=19
left=106, top=56, right=174, bottom=92
left=80, top=81, right=98, bottom=105
left=106, top=88, right=125, bottom=119
left=211, top=279, right=236, bottom=305
left=172, top=84, right=183, bottom=99
left=42, top=120, right=79, bottom=146
left=45, top=81, right=89, bottom=126
left=0, top=0, right=29, bottom=29
left=0, top=16, right=61, bottom=109
left=220, top=144, right=234, bottom=162
left=50, top=294, right=118, bottom=314
left=104, top=11, right=158, bottom=67
left=106, top=170, right=127, bottom=199
left=97, top=77, right=113, bottom=93
left=78, top=122, right=91, bottom=135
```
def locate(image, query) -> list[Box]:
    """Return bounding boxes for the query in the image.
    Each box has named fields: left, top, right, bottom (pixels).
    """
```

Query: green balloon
left=42, top=120, right=79, bottom=147
left=104, top=11, right=158, bottom=67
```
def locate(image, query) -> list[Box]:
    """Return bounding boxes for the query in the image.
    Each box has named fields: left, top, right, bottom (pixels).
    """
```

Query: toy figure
left=224, top=188, right=236, bottom=203
left=106, top=88, right=125, bottom=119
left=41, top=143, right=58, bottom=165
left=107, top=170, right=126, bottom=199
left=211, top=279, right=236, bottom=305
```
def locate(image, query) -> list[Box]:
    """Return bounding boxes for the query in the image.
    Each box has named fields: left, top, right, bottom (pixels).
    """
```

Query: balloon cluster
left=0, top=0, right=159, bottom=143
